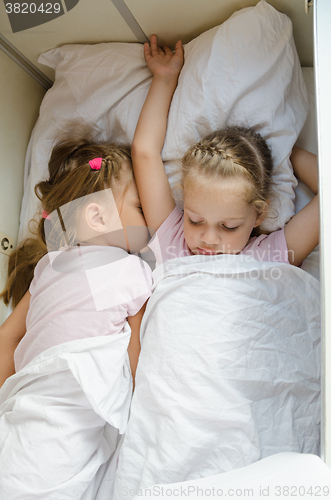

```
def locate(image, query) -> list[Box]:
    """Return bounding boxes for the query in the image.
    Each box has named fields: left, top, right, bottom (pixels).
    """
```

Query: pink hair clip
left=42, top=210, right=50, bottom=220
left=89, top=157, right=102, bottom=170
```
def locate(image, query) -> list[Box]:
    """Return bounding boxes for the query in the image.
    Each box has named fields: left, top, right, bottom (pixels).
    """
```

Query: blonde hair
left=181, top=126, right=274, bottom=216
left=1, top=139, right=132, bottom=308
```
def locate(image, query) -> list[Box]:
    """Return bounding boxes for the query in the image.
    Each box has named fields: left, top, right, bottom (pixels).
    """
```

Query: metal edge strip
left=0, top=33, right=53, bottom=90
left=314, top=0, right=327, bottom=465
left=110, top=0, right=149, bottom=43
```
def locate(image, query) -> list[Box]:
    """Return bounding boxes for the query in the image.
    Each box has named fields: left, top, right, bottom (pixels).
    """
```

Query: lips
left=197, top=247, right=220, bottom=255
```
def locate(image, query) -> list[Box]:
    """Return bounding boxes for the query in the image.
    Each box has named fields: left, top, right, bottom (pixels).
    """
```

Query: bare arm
left=290, top=146, right=318, bottom=193
left=127, top=302, right=147, bottom=389
left=284, top=147, right=319, bottom=266
left=131, top=35, right=184, bottom=232
left=0, top=291, right=30, bottom=387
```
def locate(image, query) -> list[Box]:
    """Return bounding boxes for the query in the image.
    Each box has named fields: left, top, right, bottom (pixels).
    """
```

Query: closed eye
left=188, top=218, right=202, bottom=225
left=223, top=225, right=239, bottom=231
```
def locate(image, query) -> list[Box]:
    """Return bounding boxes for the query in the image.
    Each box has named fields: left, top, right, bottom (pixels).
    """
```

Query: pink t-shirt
left=148, top=207, right=289, bottom=267
left=15, top=245, right=153, bottom=370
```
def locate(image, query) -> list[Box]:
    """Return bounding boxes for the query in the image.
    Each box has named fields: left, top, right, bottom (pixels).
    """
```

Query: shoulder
left=29, top=252, right=53, bottom=294
left=96, top=248, right=153, bottom=290
left=148, top=207, right=191, bottom=265
left=152, top=206, right=184, bottom=239
left=82, top=246, right=152, bottom=281
left=242, top=228, right=289, bottom=263
left=116, top=254, right=153, bottom=317
left=80, top=248, right=153, bottom=315
left=148, top=206, right=184, bottom=251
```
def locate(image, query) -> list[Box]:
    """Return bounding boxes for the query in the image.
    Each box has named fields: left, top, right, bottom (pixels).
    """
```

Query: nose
left=201, top=226, right=220, bottom=245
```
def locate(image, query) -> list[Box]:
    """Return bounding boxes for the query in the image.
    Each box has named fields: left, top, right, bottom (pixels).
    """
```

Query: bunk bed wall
left=0, top=51, right=45, bottom=322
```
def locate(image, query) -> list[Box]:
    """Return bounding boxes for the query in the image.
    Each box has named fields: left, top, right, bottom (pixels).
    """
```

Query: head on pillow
left=179, top=126, right=275, bottom=256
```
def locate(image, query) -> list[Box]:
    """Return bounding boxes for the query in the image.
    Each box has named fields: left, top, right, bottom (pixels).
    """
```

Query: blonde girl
left=132, top=35, right=319, bottom=267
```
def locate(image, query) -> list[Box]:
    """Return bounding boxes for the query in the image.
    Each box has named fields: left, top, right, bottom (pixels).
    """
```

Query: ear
left=253, top=199, right=270, bottom=227
left=84, top=203, right=108, bottom=233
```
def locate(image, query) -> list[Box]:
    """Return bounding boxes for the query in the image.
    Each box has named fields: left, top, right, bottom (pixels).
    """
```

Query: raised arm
left=131, top=35, right=184, bottom=232
left=290, top=146, right=318, bottom=193
left=0, top=291, right=30, bottom=387
left=284, top=146, right=319, bottom=266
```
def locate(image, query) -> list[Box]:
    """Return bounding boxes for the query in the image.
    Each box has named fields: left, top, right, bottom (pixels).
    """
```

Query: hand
left=144, top=34, right=184, bottom=81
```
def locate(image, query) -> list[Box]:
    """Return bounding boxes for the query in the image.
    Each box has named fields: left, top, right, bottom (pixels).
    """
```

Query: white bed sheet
left=132, top=453, right=331, bottom=500
left=113, top=256, right=321, bottom=498
left=0, top=329, right=132, bottom=499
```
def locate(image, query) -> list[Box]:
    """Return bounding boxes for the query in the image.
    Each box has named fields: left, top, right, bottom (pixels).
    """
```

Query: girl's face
left=183, top=176, right=264, bottom=256
left=108, top=176, right=149, bottom=253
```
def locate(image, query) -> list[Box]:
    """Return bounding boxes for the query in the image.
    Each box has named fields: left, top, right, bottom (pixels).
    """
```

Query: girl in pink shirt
left=0, top=138, right=153, bottom=497
left=133, top=36, right=319, bottom=269
left=0, top=139, right=152, bottom=385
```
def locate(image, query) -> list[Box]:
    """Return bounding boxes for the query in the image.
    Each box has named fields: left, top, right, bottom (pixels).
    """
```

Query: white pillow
left=20, top=0, right=308, bottom=239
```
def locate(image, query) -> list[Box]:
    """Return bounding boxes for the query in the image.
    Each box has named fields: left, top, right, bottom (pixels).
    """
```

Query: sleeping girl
left=133, top=35, right=319, bottom=268
left=111, top=36, right=321, bottom=496
left=0, top=139, right=152, bottom=498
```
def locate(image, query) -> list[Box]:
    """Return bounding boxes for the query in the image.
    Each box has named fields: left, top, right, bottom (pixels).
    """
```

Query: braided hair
left=181, top=126, right=274, bottom=216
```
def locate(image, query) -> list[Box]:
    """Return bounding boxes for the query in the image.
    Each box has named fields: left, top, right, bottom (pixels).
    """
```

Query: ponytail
left=0, top=220, right=47, bottom=307
left=1, top=139, right=131, bottom=308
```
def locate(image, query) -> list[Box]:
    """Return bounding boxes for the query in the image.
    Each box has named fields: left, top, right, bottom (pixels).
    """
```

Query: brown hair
left=0, top=139, right=131, bottom=308
left=181, top=126, right=274, bottom=218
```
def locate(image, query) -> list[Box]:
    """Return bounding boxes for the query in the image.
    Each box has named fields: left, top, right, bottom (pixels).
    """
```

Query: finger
left=150, top=34, right=158, bottom=56
left=163, top=46, right=173, bottom=56
left=174, top=40, right=183, bottom=59
left=144, top=42, right=151, bottom=59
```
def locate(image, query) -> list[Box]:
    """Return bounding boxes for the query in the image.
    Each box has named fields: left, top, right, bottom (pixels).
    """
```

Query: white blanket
left=131, top=453, right=331, bottom=499
left=113, top=256, right=321, bottom=497
left=0, top=328, right=132, bottom=500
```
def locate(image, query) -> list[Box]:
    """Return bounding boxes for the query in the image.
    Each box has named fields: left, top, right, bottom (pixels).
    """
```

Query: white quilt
left=131, top=453, right=331, bottom=499
left=0, top=329, right=132, bottom=500
left=113, top=256, right=321, bottom=497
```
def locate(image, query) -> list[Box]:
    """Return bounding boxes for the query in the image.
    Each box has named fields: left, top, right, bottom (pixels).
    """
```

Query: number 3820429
left=5, top=3, right=61, bottom=14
